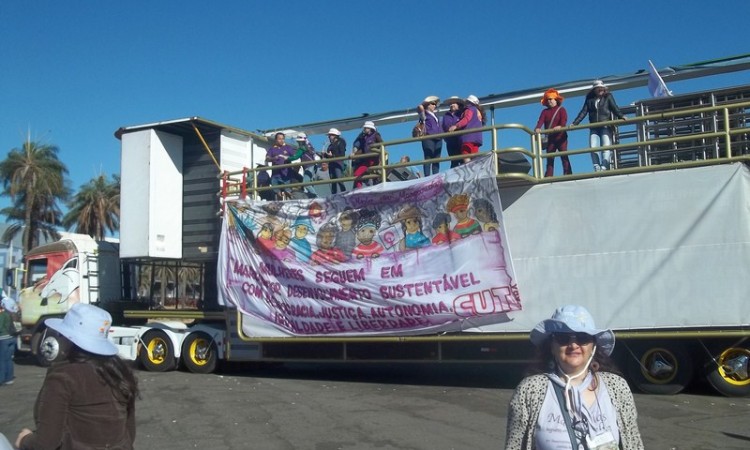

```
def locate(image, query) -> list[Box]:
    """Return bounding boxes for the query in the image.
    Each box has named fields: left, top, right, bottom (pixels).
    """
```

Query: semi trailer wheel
left=626, top=342, right=693, bottom=395
left=181, top=332, right=218, bottom=374
left=138, top=330, right=176, bottom=372
left=705, top=345, right=750, bottom=397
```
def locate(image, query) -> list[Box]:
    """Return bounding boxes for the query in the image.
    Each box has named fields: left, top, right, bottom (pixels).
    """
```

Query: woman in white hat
left=289, top=132, right=318, bottom=196
left=571, top=80, right=626, bottom=172
left=324, top=128, right=347, bottom=194
left=16, top=304, right=139, bottom=450
left=416, top=95, right=443, bottom=176
left=448, top=95, right=486, bottom=165
left=505, top=305, right=643, bottom=450
left=351, top=121, right=384, bottom=189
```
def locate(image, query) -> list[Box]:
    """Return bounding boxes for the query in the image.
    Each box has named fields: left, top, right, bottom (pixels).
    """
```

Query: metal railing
left=220, top=100, right=750, bottom=201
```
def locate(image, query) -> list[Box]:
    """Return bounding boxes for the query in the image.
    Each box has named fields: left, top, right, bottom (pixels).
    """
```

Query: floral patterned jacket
left=505, top=372, right=644, bottom=450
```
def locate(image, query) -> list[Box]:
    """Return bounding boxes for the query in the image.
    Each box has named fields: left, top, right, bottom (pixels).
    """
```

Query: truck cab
left=14, top=233, right=120, bottom=364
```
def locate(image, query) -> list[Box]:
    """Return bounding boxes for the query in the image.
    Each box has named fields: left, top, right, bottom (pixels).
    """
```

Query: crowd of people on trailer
left=260, top=80, right=623, bottom=199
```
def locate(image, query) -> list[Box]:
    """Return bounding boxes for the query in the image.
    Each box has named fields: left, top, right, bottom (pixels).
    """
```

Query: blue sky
left=1, top=1, right=748, bottom=215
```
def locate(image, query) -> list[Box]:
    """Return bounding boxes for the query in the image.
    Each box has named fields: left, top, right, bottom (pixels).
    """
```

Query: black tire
left=181, top=332, right=218, bottom=374
left=138, top=330, right=176, bottom=372
left=33, top=329, right=66, bottom=367
left=705, top=345, right=750, bottom=397
left=626, top=342, right=694, bottom=395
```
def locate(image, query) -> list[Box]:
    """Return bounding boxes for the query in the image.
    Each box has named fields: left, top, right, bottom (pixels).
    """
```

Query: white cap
left=363, top=121, right=376, bottom=130
left=592, top=80, right=606, bottom=88
left=327, top=128, right=341, bottom=136
left=295, top=132, right=307, bottom=141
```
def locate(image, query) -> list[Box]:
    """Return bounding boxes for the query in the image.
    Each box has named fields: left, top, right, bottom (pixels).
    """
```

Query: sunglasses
left=552, top=333, right=595, bottom=346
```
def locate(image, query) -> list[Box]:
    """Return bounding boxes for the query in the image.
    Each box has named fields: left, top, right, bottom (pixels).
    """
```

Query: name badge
left=585, top=430, right=618, bottom=450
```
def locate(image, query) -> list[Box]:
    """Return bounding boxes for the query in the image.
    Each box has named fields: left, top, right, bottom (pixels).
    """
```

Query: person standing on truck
left=449, top=95, right=485, bottom=165
left=571, top=80, right=626, bottom=172
left=351, top=121, right=384, bottom=189
left=15, top=303, right=139, bottom=450
left=441, top=96, right=464, bottom=168
left=288, top=132, right=319, bottom=197
left=505, top=305, right=644, bottom=450
left=417, top=95, right=443, bottom=176
left=323, top=128, right=347, bottom=194
left=265, top=132, right=296, bottom=199
left=0, top=298, right=17, bottom=386
left=535, top=88, right=572, bottom=177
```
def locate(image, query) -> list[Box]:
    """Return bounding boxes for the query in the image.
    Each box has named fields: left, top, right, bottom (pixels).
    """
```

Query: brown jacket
left=20, top=361, right=135, bottom=450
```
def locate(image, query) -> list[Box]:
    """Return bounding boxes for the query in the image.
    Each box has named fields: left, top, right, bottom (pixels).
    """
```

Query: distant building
left=0, top=224, right=24, bottom=295
left=0, top=224, right=58, bottom=296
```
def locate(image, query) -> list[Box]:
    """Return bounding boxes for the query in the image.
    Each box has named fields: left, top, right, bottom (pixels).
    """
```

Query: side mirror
left=5, top=268, right=14, bottom=289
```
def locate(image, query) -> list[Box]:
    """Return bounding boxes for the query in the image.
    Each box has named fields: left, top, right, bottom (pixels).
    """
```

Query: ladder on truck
left=83, top=252, right=99, bottom=304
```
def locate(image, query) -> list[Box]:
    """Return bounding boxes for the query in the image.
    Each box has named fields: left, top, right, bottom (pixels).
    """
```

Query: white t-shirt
left=534, top=374, right=620, bottom=450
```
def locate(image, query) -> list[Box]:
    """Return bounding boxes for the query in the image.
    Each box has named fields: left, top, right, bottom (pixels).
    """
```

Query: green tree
left=0, top=140, right=69, bottom=254
left=63, top=174, right=120, bottom=240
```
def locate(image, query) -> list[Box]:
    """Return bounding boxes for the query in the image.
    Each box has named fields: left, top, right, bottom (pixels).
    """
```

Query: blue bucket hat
left=530, top=305, right=615, bottom=356
left=45, top=303, right=118, bottom=356
left=292, top=216, right=313, bottom=230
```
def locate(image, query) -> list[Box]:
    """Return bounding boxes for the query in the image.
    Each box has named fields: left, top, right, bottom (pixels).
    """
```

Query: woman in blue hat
left=505, top=305, right=643, bottom=450
left=16, top=303, right=139, bottom=450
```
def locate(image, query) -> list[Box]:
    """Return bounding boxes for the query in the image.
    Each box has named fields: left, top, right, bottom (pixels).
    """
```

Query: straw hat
left=441, top=96, right=464, bottom=106
left=422, top=95, right=440, bottom=106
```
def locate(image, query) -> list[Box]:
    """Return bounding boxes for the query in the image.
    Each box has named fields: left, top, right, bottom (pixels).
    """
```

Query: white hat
left=529, top=305, right=615, bottom=356
left=45, top=303, right=118, bottom=356
left=327, top=128, right=341, bottom=136
left=295, top=132, right=307, bottom=141
left=1, top=295, right=18, bottom=314
left=592, top=80, right=606, bottom=88
left=466, top=95, right=480, bottom=105
left=363, top=120, right=376, bottom=130
left=422, top=95, right=440, bottom=105
left=441, top=96, right=464, bottom=106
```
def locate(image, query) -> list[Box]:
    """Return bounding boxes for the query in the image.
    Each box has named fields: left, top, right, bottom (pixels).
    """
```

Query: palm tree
left=0, top=139, right=70, bottom=254
left=62, top=174, right=120, bottom=240
left=0, top=193, right=63, bottom=250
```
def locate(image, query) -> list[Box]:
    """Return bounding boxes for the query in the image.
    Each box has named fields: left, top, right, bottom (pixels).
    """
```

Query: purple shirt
left=419, top=110, right=442, bottom=136
left=266, top=144, right=295, bottom=178
left=455, top=105, right=483, bottom=145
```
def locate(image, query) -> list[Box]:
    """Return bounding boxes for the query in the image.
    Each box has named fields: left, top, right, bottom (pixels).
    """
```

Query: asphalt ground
left=1, top=355, right=749, bottom=449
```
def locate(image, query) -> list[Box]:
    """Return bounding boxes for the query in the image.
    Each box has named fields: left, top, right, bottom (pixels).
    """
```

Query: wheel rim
left=40, top=335, right=60, bottom=362
left=147, top=337, right=170, bottom=365
left=638, top=347, right=679, bottom=384
left=188, top=338, right=211, bottom=366
left=715, top=347, right=750, bottom=387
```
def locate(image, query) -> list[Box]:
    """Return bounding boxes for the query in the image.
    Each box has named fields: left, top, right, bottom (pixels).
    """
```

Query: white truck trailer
left=15, top=82, right=750, bottom=397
